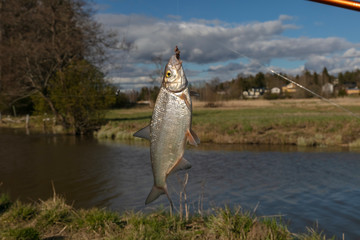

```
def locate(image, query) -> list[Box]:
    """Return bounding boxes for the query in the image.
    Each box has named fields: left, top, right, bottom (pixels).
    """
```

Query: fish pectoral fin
left=179, top=93, right=191, bottom=110
left=186, top=129, right=200, bottom=146
left=133, top=125, right=150, bottom=140
left=169, top=157, right=192, bottom=175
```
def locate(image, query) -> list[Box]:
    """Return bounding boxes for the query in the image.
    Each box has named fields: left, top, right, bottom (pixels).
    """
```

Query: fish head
left=162, top=54, right=188, bottom=92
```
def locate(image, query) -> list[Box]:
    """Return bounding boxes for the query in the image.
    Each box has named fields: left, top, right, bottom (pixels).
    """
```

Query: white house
left=321, top=83, right=334, bottom=95
left=271, top=87, right=281, bottom=94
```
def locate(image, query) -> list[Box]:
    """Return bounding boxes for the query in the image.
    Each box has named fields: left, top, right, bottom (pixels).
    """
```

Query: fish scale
left=151, top=87, right=191, bottom=176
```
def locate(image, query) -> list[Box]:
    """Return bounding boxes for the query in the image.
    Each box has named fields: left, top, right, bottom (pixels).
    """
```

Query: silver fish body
left=134, top=48, right=199, bottom=207
left=147, top=87, right=192, bottom=203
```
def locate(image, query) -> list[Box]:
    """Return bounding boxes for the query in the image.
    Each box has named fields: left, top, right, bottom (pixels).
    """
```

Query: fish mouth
left=169, top=55, right=182, bottom=71
left=162, top=46, right=188, bottom=92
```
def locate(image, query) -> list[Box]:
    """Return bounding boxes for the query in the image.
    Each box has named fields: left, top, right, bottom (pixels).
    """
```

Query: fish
left=133, top=46, right=200, bottom=208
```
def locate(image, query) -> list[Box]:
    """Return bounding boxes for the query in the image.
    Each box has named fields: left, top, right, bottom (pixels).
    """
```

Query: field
left=96, top=97, right=360, bottom=148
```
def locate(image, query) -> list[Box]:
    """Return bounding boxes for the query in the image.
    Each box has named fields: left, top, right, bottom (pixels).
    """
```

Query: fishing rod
left=308, top=0, right=360, bottom=11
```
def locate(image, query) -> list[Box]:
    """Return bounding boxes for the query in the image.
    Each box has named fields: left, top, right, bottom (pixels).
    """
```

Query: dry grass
left=193, top=97, right=360, bottom=109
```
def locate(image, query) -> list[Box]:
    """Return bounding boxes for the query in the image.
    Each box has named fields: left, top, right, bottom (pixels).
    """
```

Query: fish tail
left=145, top=186, right=165, bottom=205
left=145, top=185, right=174, bottom=210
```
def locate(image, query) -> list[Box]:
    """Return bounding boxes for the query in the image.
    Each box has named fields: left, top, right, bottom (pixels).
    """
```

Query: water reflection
left=0, top=128, right=359, bottom=238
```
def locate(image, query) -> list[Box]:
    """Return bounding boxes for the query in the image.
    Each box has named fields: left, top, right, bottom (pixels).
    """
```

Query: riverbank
left=0, top=115, right=64, bottom=134
left=0, top=193, right=332, bottom=239
left=95, top=98, right=360, bottom=148
left=2, top=98, right=360, bottom=148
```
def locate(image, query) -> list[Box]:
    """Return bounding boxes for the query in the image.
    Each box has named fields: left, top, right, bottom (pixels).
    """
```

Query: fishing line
left=269, top=69, right=360, bottom=120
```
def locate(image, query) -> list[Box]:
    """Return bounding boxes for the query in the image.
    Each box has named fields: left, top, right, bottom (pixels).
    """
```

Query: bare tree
left=149, top=55, right=163, bottom=85
left=147, top=55, right=163, bottom=105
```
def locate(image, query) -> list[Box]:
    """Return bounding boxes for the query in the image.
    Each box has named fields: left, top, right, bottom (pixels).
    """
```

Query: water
left=0, top=128, right=360, bottom=238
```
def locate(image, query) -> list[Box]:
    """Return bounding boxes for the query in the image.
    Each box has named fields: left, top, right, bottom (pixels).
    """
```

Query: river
left=0, top=128, right=359, bottom=238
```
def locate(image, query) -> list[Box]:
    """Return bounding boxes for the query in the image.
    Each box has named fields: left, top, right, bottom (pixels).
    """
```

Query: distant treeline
left=116, top=68, right=360, bottom=105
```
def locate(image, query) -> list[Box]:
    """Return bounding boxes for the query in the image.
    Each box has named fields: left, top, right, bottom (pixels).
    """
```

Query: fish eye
left=166, top=70, right=171, bottom=78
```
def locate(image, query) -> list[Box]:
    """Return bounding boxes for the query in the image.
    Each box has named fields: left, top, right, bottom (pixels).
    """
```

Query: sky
left=91, top=0, right=360, bottom=90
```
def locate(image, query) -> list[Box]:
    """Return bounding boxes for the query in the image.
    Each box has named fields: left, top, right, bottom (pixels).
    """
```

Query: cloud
left=95, top=13, right=360, bottom=87
left=206, top=60, right=267, bottom=80
left=305, top=51, right=360, bottom=74
left=343, top=48, right=360, bottom=58
left=96, top=14, right=298, bottom=63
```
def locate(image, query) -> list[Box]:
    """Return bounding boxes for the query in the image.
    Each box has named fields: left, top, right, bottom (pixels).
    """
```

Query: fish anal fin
left=169, top=157, right=192, bottom=175
left=133, top=125, right=150, bottom=140
left=186, top=129, right=199, bottom=146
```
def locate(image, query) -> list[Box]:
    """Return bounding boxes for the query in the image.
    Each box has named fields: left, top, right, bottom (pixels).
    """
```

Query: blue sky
left=91, top=0, right=360, bottom=89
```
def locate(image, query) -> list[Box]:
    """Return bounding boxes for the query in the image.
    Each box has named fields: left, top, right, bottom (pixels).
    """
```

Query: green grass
left=96, top=104, right=360, bottom=147
left=0, top=193, right=335, bottom=240
left=6, top=227, right=40, bottom=240
left=6, top=201, right=37, bottom=222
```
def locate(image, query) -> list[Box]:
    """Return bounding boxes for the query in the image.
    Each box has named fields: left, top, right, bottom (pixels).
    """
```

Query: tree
left=147, top=55, right=164, bottom=106
left=0, top=0, right=122, bottom=131
left=321, top=67, right=330, bottom=84
left=254, top=72, right=265, bottom=88
left=313, top=72, right=319, bottom=85
left=49, top=60, right=115, bottom=134
left=149, top=55, right=164, bottom=85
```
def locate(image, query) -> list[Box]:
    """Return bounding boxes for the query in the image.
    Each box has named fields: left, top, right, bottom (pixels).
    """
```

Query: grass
left=0, top=114, right=64, bottom=134
left=95, top=99, right=360, bottom=147
left=0, top=193, right=335, bottom=240
left=3, top=98, right=360, bottom=147
left=0, top=193, right=12, bottom=214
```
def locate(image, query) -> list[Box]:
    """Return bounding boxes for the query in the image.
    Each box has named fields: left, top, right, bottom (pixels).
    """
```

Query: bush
left=338, top=88, right=347, bottom=97
left=49, top=60, right=116, bottom=135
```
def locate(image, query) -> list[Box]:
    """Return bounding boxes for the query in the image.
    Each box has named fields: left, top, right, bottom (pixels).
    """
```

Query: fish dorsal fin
left=133, top=125, right=150, bottom=140
left=169, top=157, right=192, bottom=175
left=186, top=129, right=200, bottom=146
